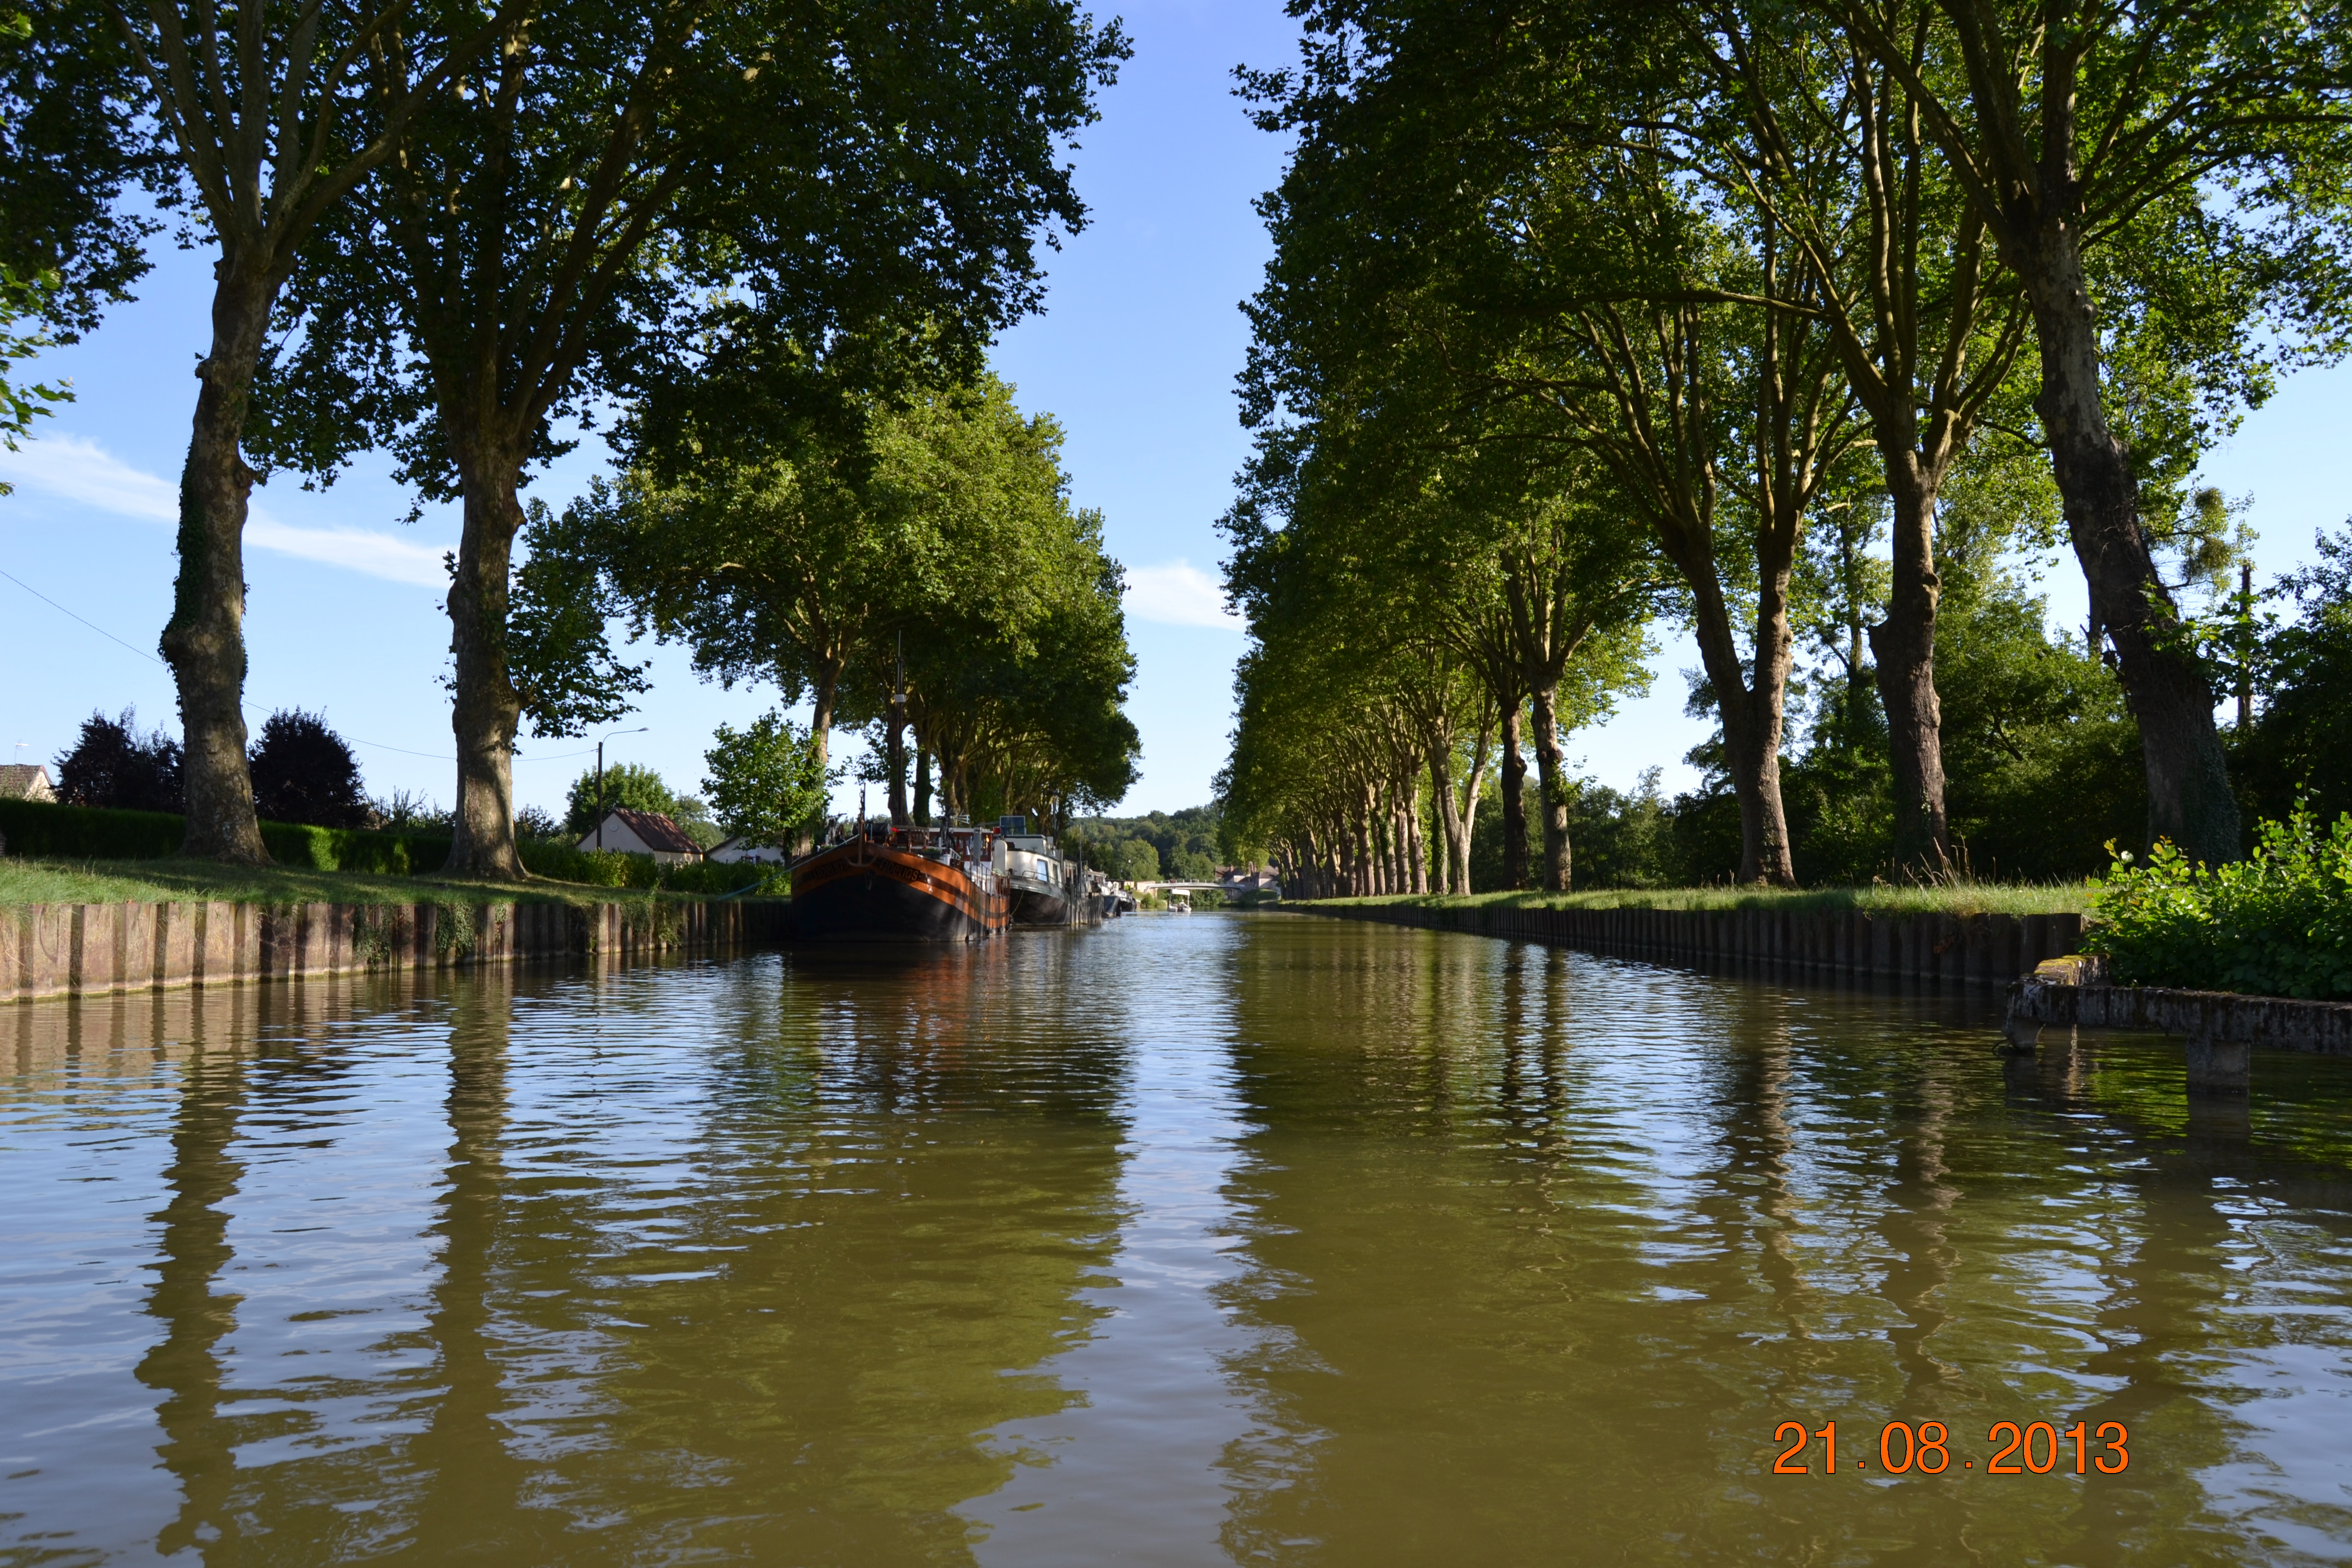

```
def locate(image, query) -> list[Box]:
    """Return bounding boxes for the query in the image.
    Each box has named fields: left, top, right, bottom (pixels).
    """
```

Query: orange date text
left=1772, top=1419, right=2129, bottom=1476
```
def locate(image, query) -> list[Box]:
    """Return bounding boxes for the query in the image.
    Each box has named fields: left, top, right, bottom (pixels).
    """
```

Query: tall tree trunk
left=1722, top=707, right=1794, bottom=886
left=1681, top=556, right=1798, bottom=885
left=1374, top=790, right=1392, bottom=902
left=1500, top=701, right=1529, bottom=890
left=885, top=714, right=909, bottom=829
left=1870, top=470, right=1951, bottom=874
left=808, top=660, right=840, bottom=773
left=913, top=749, right=932, bottom=826
left=444, top=442, right=529, bottom=880
left=135, top=1050, right=247, bottom=1553
left=162, top=266, right=275, bottom=864
left=791, top=659, right=843, bottom=856
left=1429, top=750, right=1460, bottom=895
left=1527, top=682, right=1572, bottom=893
left=2020, top=231, right=2238, bottom=863
left=1406, top=794, right=1427, bottom=894
left=1455, top=724, right=1490, bottom=896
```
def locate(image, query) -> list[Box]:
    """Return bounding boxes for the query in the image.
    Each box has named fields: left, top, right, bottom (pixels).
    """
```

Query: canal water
left=7, top=912, right=2352, bottom=1565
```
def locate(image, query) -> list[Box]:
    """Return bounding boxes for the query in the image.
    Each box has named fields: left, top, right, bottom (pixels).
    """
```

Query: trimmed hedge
left=0, top=798, right=185, bottom=859
left=0, top=797, right=763, bottom=892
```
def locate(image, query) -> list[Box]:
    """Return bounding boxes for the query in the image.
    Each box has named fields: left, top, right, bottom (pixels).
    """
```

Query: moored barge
left=993, top=816, right=1121, bottom=926
left=790, top=825, right=1008, bottom=942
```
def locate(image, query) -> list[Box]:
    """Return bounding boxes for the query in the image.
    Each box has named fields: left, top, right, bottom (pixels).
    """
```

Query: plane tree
left=577, top=366, right=1137, bottom=838
left=0, top=0, right=155, bottom=468
left=109, top=0, right=512, bottom=860
left=1662, top=3, right=2036, bottom=872
left=1241, top=3, right=1876, bottom=883
left=1824, top=0, right=2352, bottom=864
left=256, top=0, right=1127, bottom=876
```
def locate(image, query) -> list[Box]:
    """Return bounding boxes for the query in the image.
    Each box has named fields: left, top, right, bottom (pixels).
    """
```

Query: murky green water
left=7, top=913, right=2352, bottom=1565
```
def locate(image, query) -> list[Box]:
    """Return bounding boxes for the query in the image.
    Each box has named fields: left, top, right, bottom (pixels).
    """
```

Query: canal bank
left=0, top=896, right=791, bottom=1004
left=1300, top=896, right=2085, bottom=987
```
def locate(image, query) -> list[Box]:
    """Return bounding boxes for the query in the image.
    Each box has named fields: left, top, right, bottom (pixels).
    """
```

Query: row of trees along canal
left=1215, top=0, right=2352, bottom=897
left=0, top=0, right=1139, bottom=872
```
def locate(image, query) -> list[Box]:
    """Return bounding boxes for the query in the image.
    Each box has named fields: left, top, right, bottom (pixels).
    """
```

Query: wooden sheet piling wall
left=0, top=898, right=793, bottom=1005
left=1307, top=902, right=2082, bottom=989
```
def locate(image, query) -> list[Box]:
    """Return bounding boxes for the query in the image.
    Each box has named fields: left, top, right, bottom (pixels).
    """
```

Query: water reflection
left=7, top=919, right=2352, bottom=1565
left=1205, top=921, right=2352, bottom=1566
left=136, top=1043, right=246, bottom=1557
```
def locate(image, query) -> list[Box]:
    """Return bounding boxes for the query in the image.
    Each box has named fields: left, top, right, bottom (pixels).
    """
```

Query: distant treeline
left=1067, top=807, right=1224, bottom=884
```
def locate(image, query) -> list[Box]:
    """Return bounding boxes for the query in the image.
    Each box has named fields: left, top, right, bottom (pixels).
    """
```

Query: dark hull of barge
left=1008, top=879, right=1078, bottom=927
left=790, top=838, right=1006, bottom=942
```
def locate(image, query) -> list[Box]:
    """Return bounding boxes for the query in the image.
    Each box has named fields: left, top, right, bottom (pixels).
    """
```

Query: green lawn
left=1300, top=881, right=2095, bottom=918
left=0, top=856, right=755, bottom=909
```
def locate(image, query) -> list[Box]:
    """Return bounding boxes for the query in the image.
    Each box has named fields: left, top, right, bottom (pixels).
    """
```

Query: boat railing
left=798, top=821, right=997, bottom=873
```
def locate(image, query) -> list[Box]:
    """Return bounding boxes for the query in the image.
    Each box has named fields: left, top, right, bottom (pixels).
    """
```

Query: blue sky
left=4, top=0, right=2348, bottom=820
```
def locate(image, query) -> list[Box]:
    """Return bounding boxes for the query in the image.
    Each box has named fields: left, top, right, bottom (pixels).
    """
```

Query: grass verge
left=1296, top=882, right=2095, bottom=918
left=0, top=856, right=769, bottom=909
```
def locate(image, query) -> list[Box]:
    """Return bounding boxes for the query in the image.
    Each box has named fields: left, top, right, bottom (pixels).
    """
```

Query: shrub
left=516, top=803, right=565, bottom=841
left=261, top=821, right=452, bottom=873
left=53, top=708, right=182, bottom=812
left=517, top=841, right=764, bottom=893
left=2086, top=811, right=2352, bottom=998
left=249, top=709, right=370, bottom=828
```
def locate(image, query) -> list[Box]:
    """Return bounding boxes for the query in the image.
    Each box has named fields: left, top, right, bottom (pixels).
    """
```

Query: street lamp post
left=595, top=727, right=648, bottom=849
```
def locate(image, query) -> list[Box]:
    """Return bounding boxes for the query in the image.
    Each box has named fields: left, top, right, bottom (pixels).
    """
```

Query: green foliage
left=2233, top=527, right=2352, bottom=828
left=578, top=365, right=1140, bottom=826
left=0, top=262, right=64, bottom=464
left=53, top=707, right=181, bottom=812
left=564, top=764, right=677, bottom=838
left=2087, top=813, right=2352, bottom=998
left=1565, top=770, right=1683, bottom=891
left=1069, top=807, right=1223, bottom=881
left=248, top=709, right=369, bottom=829
left=508, top=501, right=650, bottom=739
left=0, top=0, right=154, bottom=453
left=702, top=711, right=831, bottom=842
left=515, top=842, right=762, bottom=894
left=0, top=797, right=183, bottom=859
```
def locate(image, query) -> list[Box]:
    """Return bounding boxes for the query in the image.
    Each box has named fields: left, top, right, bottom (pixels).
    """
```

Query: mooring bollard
left=2184, top=1033, right=2251, bottom=1095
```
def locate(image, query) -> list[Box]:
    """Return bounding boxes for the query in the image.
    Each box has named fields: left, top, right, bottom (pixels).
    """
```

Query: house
left=576, top=808, right=705, bottom=866
left=708, top=835, right=790, bottom=865
left=0, top=765, right=56, bottom=802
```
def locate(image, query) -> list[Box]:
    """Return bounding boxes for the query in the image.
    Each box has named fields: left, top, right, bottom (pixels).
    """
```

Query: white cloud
left=244, top=518, right=446, bottom=586
left=0, top=433, right=448, bottom=587
left=1124, top=558, right=1243, bottom=630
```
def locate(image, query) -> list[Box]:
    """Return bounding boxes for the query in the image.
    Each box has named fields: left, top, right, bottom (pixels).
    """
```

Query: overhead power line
left=1, top=565, right=601, bottom=765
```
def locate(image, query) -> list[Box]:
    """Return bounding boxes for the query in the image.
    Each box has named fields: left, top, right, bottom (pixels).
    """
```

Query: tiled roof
left=606, top=808, right=703, bottom=855
left=0, top=764, right=53, bottom=800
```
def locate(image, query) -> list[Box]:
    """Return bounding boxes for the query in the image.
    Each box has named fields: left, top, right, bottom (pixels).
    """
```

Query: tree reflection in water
left=1199, top=919, right=2352, bottom=1567
left=135, top=1036, right=248, bottom=1557
left=14, top=919, right=2352, bottom=1565
left=380, top=946, right=1129, bottom=1565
